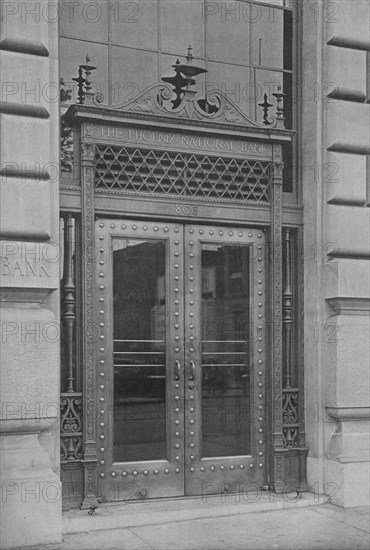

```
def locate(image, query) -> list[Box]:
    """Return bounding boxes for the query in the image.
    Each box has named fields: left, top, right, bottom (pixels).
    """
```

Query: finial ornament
left=162, top=59, right=189, bottom=108
left=258, top=85, right=286, bottom=129
left=258, top=93, right=273, bottom=125
left=72, top=66, right=86, bottom=104
left=186, top=45, right=193, bottom=64
left=272, top=84, right=286, bottom=128
left=161, top=46, right=207, bottom=105
left=72, top=54, right=98, bottom=104
left=80, top=53, right=97, bottom=94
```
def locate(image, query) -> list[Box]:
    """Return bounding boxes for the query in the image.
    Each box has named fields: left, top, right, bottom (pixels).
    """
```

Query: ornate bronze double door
left=95, top=218, right=268, bottom=501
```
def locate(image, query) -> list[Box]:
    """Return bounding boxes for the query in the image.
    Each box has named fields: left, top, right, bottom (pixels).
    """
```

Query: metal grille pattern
left=95, top=145, right=271, bottom=202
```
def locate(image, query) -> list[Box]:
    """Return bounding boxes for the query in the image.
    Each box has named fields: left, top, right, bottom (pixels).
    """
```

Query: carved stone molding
left=0, top=101, right=49, bottom=119
left=0, top=37, right=49, bottom=57
left=326, top=297, right=370, bottom=316
left=325, top=406, right=370, bottom=421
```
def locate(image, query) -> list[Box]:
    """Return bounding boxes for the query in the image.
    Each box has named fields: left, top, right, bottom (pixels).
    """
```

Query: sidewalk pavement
left=11, top=494, right=370, bottom=550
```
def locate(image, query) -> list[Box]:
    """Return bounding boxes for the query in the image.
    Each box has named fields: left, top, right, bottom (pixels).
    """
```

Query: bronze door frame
left=94, top=218, right=267, bottom=501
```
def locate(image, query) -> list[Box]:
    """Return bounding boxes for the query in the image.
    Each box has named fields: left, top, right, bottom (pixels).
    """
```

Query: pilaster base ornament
left=80, top=456, right=99, bottom=509
left=273, top=448, right=309, bottom=493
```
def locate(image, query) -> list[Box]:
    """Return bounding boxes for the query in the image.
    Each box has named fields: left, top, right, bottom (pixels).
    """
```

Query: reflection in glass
left=113, top=239, right=166, bottom=462
left=201, top=243, right=251, bottom=457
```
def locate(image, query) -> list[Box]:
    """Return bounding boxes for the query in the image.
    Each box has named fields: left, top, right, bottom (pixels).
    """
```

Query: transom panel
left=95, top=145, right=271, bottom=203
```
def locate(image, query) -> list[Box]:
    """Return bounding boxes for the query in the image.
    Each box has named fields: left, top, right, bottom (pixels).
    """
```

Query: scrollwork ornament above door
left=109, top=83, right=274, bottom=128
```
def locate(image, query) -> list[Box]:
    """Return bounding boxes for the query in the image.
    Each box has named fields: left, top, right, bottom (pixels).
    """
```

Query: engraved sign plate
left=92, top=124, right=273, bottom=159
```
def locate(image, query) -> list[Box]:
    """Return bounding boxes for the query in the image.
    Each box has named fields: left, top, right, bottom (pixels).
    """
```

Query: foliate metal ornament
left=60, top=393, right=83, bottom=461
left=282, top=389, right=299, bottom=448
left=61, top=114, right=73, bottom=173
left=60, top=77, right=72, bottom=104
left=95, top=145, right=271, bottom=203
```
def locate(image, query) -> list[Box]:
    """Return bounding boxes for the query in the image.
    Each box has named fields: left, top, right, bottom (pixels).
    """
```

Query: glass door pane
left=201, top=243, right=251, bottom=457
left=113, top=238, right=167, bottom=462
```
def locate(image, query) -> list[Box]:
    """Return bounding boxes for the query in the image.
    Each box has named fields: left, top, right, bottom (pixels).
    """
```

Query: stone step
left=63, top=491, right=326, bottom=535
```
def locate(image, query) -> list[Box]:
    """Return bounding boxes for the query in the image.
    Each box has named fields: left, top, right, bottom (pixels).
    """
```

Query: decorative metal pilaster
left=60, top=215, right=83, bottom=463
left=297, top=226, right=307, bottom=450
left=80, top=125, right=99, bottom=509
left=297, top=226, right=308, bottom=488
left=282, top=228, right=299, bottom=448
left=283, top=228, right=293, bottom=389
left=270, top=155, right=284, bottom=492
left=274, top=221, right=308, bottom=491
left=63, top=215, right=76, bottom=393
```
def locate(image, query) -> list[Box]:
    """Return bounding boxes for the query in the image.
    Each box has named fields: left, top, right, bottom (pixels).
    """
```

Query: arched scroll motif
left=87, top=82, right=283, bottom=129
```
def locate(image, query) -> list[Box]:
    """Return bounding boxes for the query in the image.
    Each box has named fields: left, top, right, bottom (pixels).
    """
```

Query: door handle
left=174, top=360, right=181, bottom=380
left=189, top=360, right=196, bottom=381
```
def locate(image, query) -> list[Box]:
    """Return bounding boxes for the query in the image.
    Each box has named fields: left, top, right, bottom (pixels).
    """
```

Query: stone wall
left=0, top=1, right=62, bottom=547
left=301, top=0, right=370, bottom=507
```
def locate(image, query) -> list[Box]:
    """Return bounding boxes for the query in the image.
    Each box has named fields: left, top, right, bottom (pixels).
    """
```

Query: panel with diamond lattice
left=95, top=145, right=271, bottom=202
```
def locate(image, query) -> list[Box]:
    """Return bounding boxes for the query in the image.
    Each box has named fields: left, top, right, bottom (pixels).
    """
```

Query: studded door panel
left=184, top=225, right=267, bottom=496
left=95, top=219, right=185, bottom=501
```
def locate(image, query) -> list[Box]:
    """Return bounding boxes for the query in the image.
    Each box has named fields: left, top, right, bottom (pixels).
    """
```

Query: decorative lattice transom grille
left=95, top=145, right=271, bottom=202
